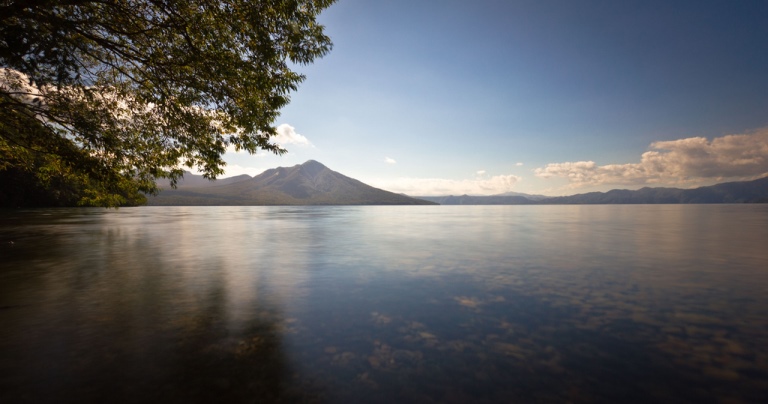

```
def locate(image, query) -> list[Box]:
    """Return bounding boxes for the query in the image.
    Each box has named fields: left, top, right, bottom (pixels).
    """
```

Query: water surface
left=1, top=205, right=767, bottom=403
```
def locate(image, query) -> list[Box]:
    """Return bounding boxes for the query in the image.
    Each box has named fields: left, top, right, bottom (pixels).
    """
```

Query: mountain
left=540, top=176, right=768, bottom=204
left=147, top=160, right=437, bottom=205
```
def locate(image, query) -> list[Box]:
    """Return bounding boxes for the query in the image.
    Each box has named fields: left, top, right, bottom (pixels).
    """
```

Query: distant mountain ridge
left=540, top=176, right=768, bottom=204
left=148, top=160, right=436, bottom=205
left=495, top=191, right=549, bottom=200
left=421, top=176, right=768, bottom=205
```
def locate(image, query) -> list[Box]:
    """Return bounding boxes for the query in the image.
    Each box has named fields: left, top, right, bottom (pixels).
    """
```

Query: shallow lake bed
left=1, top=205, right=767, bottom=403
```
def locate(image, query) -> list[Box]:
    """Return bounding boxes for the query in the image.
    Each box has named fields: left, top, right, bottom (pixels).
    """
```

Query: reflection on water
left=1, top=205, right=767, bottom=403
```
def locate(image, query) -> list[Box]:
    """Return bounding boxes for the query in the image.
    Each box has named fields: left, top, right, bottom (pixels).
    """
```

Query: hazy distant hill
left=540, top=176, right=768, bottom=204
left=495, top=191, right=549, bottom=201
left=148, top=160, right=436, bottom=205
left=416, top=194, right=536, bottom=205
left=170, top=173, right=252, bottom=188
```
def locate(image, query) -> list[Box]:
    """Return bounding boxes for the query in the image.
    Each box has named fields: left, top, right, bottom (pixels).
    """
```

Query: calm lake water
left=1, top=205, right=767, bottom=403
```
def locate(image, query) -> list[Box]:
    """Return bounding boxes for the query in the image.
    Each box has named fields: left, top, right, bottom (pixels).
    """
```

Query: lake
left=1, top=205, right=767, bottom=403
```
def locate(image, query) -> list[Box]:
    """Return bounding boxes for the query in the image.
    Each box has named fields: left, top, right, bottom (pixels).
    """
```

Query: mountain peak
left=299, top=160, right=327, bottom=178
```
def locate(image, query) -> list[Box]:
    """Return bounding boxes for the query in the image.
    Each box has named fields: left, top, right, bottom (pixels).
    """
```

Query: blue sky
left=220, top=0, right=768, bottom=196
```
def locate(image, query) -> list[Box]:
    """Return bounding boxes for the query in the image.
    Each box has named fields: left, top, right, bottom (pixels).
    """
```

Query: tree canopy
left=0, top=0, right=334, bottom=207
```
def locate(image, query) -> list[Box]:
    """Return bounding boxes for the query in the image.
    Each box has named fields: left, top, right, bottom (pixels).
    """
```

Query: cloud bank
left=1, top=68, right=41, bottom=105
left=535, top=129, right=768, bottom=188
left=371, top=174, right=522, bottom=196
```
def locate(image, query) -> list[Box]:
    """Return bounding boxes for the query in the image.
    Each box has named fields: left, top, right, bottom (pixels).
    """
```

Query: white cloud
left=516, top=162, right=524, bottom=166
left=476, top=170, right=486, bottom=176
left=223, top=123, right=310, bottom=153
left=369, top=174, right=522, bottom=196
left=385, top=157, right=397, bottom=164
left=274, top=123, right=312, bottom=146
left=535, top=128, right=768, bottom=188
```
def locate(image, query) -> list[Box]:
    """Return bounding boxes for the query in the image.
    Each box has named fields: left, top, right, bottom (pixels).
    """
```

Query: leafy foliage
left=0, top=0, right=334, bottom=207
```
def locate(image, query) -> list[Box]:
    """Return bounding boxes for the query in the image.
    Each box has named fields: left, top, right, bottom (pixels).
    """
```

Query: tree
left=0, top=0, right=334, bottom=207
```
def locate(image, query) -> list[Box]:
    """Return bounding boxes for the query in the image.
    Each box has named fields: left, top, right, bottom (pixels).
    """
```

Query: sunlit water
left=1, top=205, right=767, bottom=403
